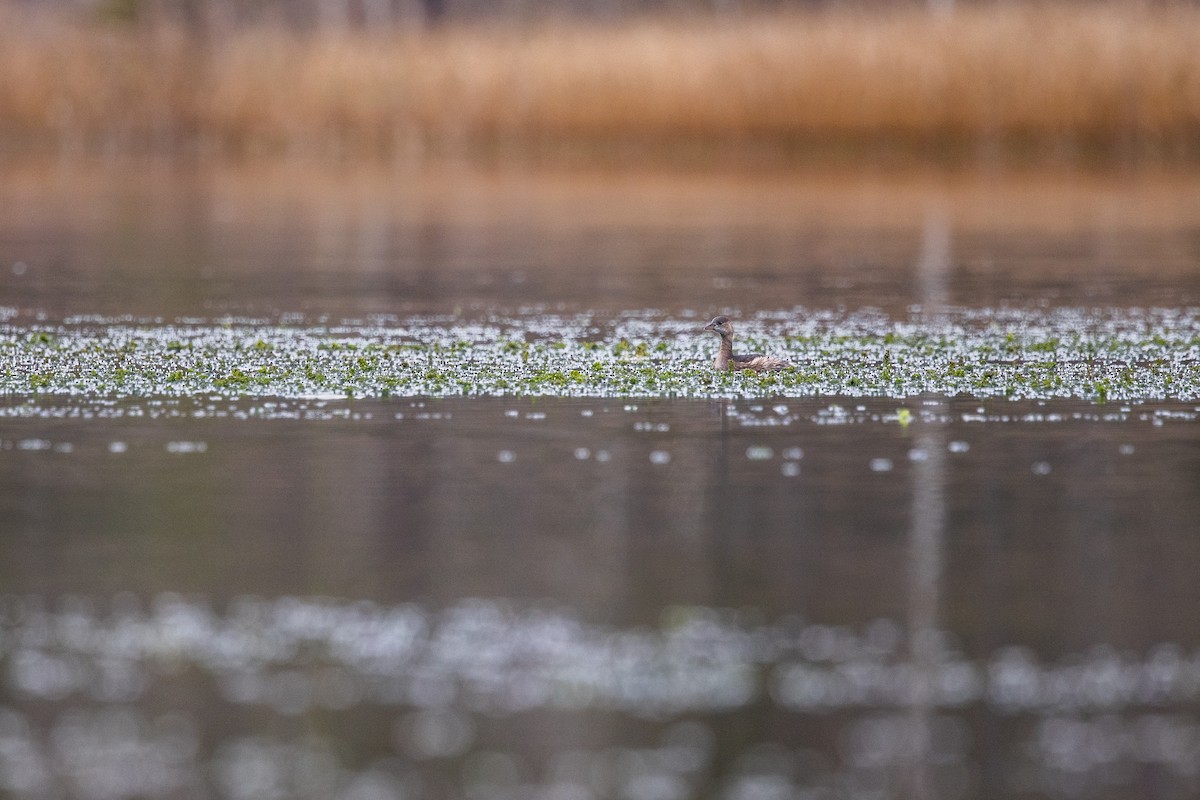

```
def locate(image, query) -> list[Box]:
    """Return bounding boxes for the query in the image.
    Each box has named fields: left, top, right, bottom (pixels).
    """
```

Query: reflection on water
left=3, top=396, right=1200, bottom=798
left=4, top=593, right=1200, bottom=799
left=3, top=161, right=1200, bottom=320
left=4, top=161, right=1200, bottom=799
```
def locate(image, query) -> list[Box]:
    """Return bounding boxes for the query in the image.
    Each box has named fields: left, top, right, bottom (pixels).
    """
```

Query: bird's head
left=703, top=316, right=733, bottom=337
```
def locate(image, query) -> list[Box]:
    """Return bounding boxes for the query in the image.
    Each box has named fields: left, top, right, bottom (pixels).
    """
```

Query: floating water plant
left=1, top=308, right=1198, bottom=402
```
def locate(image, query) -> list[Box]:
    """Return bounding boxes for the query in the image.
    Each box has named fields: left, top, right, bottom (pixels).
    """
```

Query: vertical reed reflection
left=904, top=206, right=952, bottom=798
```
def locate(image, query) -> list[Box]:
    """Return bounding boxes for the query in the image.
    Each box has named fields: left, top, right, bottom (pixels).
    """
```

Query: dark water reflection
left=4, top=396, right=1199, bottom=643
left=3, top=161, right=1200, bottom=320
left=3, top=396, right=1200, bottom=799
left=4, top=161, right=1200, bottom=799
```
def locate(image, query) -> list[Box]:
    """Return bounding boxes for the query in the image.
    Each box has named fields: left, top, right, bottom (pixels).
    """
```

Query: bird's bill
left=703, top=320, right=719, bottom=331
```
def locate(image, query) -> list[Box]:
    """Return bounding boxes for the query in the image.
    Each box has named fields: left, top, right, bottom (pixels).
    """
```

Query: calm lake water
left=2, top=160, right=1200, bottom=800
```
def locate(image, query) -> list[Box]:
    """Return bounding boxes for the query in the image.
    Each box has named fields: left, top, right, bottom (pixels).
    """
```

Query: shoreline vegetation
left=1, top=3, right=1200, bottom=165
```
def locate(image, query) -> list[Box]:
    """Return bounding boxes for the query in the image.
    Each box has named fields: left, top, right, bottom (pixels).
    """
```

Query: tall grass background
left=2, top=2, right=1199, bottom=162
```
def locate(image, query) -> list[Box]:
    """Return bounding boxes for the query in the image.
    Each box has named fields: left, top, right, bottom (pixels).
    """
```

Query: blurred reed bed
left=2, top=3, right=1199, bottom=160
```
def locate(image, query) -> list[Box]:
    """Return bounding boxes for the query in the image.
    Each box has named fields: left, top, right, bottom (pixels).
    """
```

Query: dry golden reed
left=2, top=3, right=1199, bottom=159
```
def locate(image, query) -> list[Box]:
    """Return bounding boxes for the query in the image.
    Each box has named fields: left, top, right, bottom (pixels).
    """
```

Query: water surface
left=2, top=162, right=1200, bottom=800
left=4, top=161, right=1200, bottom=319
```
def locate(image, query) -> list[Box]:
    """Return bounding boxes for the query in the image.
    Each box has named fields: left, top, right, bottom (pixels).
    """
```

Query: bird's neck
left=715, top=335, right=733, bottom=370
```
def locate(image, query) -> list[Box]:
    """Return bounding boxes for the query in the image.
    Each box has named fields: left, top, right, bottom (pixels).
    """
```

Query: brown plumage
left=703, top=316, right=790, bottom=371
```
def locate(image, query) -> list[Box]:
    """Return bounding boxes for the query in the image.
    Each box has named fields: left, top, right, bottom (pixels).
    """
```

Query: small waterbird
left=703, top=316, right=790, bottom=371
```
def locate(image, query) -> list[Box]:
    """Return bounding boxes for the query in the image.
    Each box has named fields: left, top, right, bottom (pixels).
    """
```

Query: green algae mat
left=3, top=308, right=1199, bottom=402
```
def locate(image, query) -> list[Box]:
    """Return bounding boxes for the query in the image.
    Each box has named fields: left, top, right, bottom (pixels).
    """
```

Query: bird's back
left=731, top=353, right=789, bottom=371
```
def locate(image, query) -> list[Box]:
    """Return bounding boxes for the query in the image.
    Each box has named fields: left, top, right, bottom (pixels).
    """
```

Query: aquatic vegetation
left=1, top=307, right=1198, bottom=402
